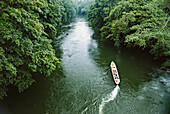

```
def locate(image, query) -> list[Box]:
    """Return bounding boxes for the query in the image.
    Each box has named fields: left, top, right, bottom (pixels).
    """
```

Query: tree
left=88, top=0, right=119, bottom=28
left=75, top=0, right=94, bottom=15
left=0, top=0, right=77, bottom=99
left=88, top=0, right=170, bottom=68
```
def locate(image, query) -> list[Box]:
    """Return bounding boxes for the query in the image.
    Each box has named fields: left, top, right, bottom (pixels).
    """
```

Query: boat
left=110, top=61, right=120, bottom=85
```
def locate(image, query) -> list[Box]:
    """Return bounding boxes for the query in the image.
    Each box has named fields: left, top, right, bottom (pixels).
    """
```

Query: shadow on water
left=87, top=24, right=170, bottom=114
left=1, top=16, right=170, bottom=114
left=89, top=31, right=161, bottom=89
left=1, top=73, right=53, bottom=114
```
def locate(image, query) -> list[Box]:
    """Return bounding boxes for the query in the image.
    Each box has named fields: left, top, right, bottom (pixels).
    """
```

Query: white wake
left=99, top=85, right=120, bottom=114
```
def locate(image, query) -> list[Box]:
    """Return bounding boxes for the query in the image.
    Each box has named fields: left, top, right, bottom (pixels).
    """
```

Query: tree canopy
left=88, top=0, right=170, bottom=68
left=75, top=0, right=94, bottom=15
left=0, top=0, right=77, bottom=99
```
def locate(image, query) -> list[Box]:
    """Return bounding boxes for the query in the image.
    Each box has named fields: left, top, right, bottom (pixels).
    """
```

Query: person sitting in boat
left=113, top=70, right=116, bottom=75
left=115, top=74, right=118, bottom=79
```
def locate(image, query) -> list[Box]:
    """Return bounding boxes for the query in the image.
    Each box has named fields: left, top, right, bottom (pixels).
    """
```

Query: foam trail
left=99, top=85, right=120, bottom=114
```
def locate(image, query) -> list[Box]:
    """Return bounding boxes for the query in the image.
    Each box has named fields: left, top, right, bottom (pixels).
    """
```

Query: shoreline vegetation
left=0, top=0, right=169, bottom=99
left=0, top=0, right=77, bottom=99
left=88, top=0, right=170, bottom=68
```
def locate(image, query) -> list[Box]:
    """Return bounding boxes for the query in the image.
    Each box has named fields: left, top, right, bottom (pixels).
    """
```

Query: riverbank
left=1, top=17, right=169, bottom=114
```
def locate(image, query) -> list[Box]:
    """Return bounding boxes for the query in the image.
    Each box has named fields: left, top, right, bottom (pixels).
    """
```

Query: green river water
left=0, top=17, right=170, bottom=114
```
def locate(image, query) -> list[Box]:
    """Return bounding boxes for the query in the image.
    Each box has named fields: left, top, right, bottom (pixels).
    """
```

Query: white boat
left=110, top=61, right=120, bottom=85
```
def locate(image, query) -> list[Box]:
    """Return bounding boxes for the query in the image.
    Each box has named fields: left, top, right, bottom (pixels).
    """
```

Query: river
left=1, top=17, right=170, bottom=114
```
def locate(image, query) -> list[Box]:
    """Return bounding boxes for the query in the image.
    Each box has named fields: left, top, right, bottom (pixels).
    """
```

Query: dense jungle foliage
left=75, top=0, right=94, bottom=15
left=88, top=0, right=170, bottom=68
left=0, top=0, right=77, bottom=99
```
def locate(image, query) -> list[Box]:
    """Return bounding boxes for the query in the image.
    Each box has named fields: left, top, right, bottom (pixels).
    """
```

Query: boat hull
left=110, top=61, right=120, bottom=85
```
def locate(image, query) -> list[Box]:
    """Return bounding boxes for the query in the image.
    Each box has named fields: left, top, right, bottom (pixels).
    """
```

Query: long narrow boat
left=110, top=61, right=120, bottom=85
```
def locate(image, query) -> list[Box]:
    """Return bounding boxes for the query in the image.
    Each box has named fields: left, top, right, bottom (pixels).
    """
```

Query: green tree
left=88, top=0, right=170, bottom=68
left=76, top=0, right=94, bottom=15
left=88, top=0, right=119, bottom=28
left=55, top=0, right=77, bottom=24
left=0, top=0, right=79, bottom=99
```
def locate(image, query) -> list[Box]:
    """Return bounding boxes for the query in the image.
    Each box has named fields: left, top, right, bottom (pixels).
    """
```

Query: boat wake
left=99, top=85, right=120, bottom=114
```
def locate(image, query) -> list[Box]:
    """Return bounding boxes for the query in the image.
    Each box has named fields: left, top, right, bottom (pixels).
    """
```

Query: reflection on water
left=1, top=17, right=169, bottom=114
left=45, top=17, right=170, bottom=114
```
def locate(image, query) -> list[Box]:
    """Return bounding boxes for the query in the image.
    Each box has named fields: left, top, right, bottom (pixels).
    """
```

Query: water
left=1, top=17, right=170, bottom=114
left=99, top=85, right=120, bottom=114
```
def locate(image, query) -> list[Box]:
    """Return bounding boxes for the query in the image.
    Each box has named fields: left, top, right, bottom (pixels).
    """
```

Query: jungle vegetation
left=75, top=0, right=94, bottom=15
left=88, top=0, right=170, bottom=68
left=0, top=0, right=77, bottom=99
left=0, top=0, right=169, bottom=99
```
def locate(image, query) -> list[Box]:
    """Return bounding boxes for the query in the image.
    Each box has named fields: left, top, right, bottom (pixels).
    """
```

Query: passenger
left=114, top=70, right=116, bottom=75
left=115, top=74, right=118, bottom=79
